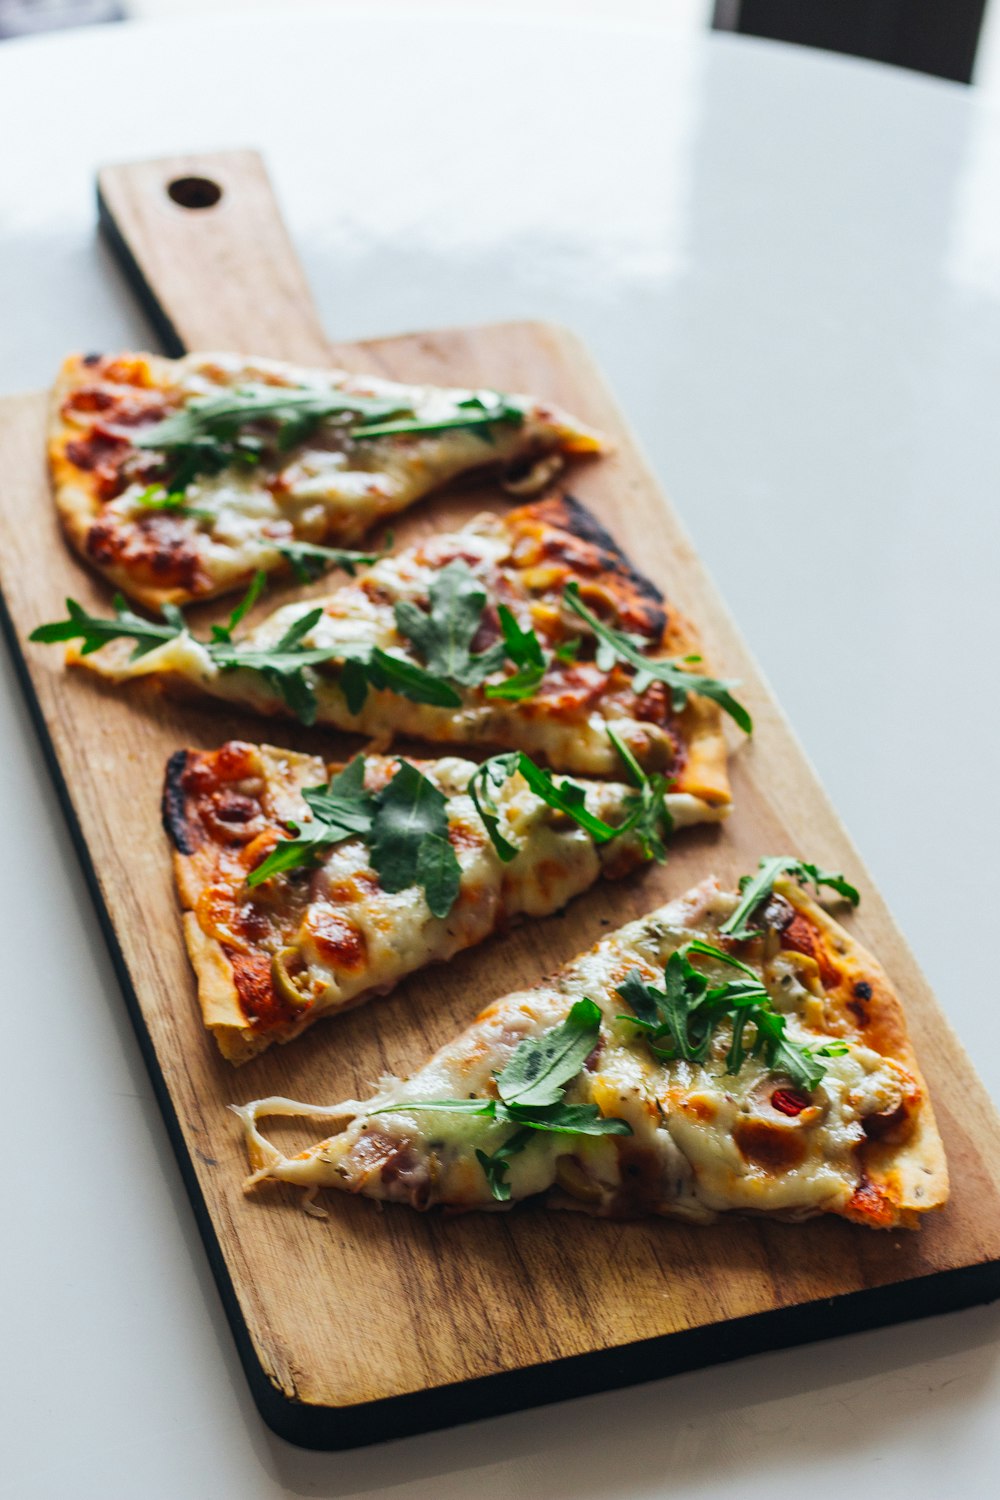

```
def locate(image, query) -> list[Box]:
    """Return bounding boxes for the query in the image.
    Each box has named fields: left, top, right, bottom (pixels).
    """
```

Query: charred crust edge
left=162, top=749, right=198, bottom=854
left=537, top=493, right=667, bottom=637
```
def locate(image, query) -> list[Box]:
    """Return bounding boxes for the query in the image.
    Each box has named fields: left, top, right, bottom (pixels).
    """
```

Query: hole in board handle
left=167, top=176, right=223, bottom=210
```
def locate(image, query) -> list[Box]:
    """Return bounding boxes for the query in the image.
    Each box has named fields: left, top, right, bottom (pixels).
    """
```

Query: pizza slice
left=50, top=350, right=603, bottom=608
left=166, top=738, right=673, bottom=1064
left=34, top=494, right=748, bottom=805
left=235, top=861, right=947, bottom=1228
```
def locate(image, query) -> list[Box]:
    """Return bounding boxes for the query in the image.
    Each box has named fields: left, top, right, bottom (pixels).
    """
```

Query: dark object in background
left=0, top=0, right=123, bottom=39
left=713, top=0, right=987, bottom=84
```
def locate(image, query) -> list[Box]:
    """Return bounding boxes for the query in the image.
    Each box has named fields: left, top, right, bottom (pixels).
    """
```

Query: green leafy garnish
left=247, top=754, right=462, bottom=919
left=371, top=997, right=631, bottom=1200
left=245, top=757, right=374, bottom=886
left=134, top=384, right=413, bottom=487
left=133, top=384, right=523, bottom=490
left=207, top=607, right=342, bottom=725
left=484, top=606, right=548, bottom=701
left=562, top=582, right=752, bottom=734
left=467, top=753, right=522, bottom=862
left=617, top=940, right=839, bottom=1092
left=367, top=760, right=461, bottom=917
left=718, top=857, right=861, bottom=941
left=349, top=391, right=524, bottom=444
left=29, top=594, right=183, bottom=660
left=605, top=726, right=673, bottom=863
left=209, top=570, right=268, bottom=643
left=134, top=483, right=214, bottom=522
left=468, top=751, right=622, bottom=864
left=467, top=733, right=673, bottom=866
left=31, top=575, right=457, bottom=728
left=276, top=535, right=392, bottom=584
left=393, top=561, right=506, bottom=687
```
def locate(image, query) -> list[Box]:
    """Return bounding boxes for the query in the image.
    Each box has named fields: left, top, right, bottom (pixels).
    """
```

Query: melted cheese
left=237, top=881, right=913, bottom=1221
left=90, top=351, right=602, bottom=592
left=244, top=755, right=637, bottom=1036
left=76, top=511, right=731, bottom=793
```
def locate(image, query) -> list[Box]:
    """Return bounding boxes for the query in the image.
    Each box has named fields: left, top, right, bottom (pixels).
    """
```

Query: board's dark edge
left=4, top=591, right=1000, bottom=1451
left=96, top=182, right=186, bottom=356
left=4, top=595, right=1000, bottom=1453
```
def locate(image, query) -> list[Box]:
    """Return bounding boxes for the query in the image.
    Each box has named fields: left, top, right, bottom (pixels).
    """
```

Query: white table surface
left=2, top=6, right=999, bottom=1497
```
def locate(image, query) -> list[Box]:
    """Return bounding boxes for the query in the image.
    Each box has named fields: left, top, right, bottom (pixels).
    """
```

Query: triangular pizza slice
left=166, top=739, right=674, bottom=1063
left=35, top=493, right=747, bottom=802
left=50, top=350, right=603, bottom=608
left=235, top=863, right=947, bottom=1228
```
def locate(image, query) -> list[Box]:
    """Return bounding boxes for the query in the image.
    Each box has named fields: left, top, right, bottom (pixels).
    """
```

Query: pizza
left=234, top=865, right=947, bottom=1227
left=49, top=350, right=603, bottom=609
left=166, top=738, right=673, bottom=1064
left=36, top=494, right=747, bottom=805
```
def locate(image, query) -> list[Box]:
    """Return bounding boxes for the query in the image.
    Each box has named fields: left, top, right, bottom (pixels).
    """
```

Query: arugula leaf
left=246, top=755, right=462, bottom=917
left=245, top=757, right=375, bottom=889
left=563, top=583, right=752, bottom=735
left=33, top=572, right=456, bottom=726
left=364, top=647, right=463, bottom=707
left=605, top=725, right=673, bottom=863
left=29, top=594, right=183, bottom=661
left=134, top=384, right=414, bottom=487
left=718, top=856, right=861, bottom=941
left=366, top=760, right=461, bottom=918
left=484, top=605, right=548, bottom=701
left=475, top=1131, right=532, bottom=1203
left=210, top=570, right=268, bottom=643
left=134, top=483, right=214, bottom=522
left=393, top=561, right=506, bottom=688
left=414, top=834, right=463, bottom=920
left=134, top=385, right=522, bottom=488
left=210, top=606, right=331, bottom=724
left=514, top=756, right=623, bottom=845
left=276, top=536, right=391, bottom=584
left=467, top=752, right=621, bottom=864
left=616, top=940, right=841, bottom=1092
left=496, top=997, right=603, bottom=1108
left=371, top=996, right=630, bottom=1200
left=467, top=753, right=522, bottom=862
left=351, top=391, right=524, bottom=443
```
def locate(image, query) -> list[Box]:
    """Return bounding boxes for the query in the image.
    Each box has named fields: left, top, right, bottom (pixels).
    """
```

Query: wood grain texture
left=3, top=151, right=1000, bottom=1448
left=98, top=150, right=348, bottom=364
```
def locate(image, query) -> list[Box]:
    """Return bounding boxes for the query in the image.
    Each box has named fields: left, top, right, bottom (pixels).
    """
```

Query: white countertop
left=1, top=6, right=999, bottom=1497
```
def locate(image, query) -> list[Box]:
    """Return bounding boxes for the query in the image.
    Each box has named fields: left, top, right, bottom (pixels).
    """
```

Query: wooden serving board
left=1, top=150, right=999, bottom=1451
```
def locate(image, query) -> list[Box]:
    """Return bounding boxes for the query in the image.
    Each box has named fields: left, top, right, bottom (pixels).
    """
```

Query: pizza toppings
left=234, top=873, right=945, bottom=1222
left=50, top=352, right=605, bottom=607
left=132, top=383, right=528, bottom=493
left=246, top=737, right=671, bottom=915
left=718, top=856, right=861, bottom=941
left=370, top=998, right=632, bottom=1200
left=167, top=742, right=673, bottom=1060
left=31, top=575, right=460, bottom=724
left=615, top=939, right=850, bottom=1092
left=31, top=498, right=746, bottom=803
left=468, top=733, right=672, bottom=866
left=563, top=582, right=753, bottom=735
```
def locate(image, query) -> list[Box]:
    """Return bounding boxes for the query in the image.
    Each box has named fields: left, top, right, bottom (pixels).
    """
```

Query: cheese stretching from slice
left=235, top=877, right=948, bottom=1228
left=166, top=741, right=661, bottom=1064
left=50, top=351, right=603, bottom=608
left=70, top=493, right=735, bottom=796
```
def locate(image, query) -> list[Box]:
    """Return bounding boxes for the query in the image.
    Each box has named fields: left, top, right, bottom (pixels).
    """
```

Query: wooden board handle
left=97, top=149, right=333, bottom=364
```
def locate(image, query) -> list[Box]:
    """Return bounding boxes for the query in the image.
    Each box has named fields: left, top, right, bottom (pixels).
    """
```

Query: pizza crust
left=776, top=879, right=948, bottom=1226
left=166, top=739, right=656, bottom=1064
left=235, top=876, right=947, bottom=1228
